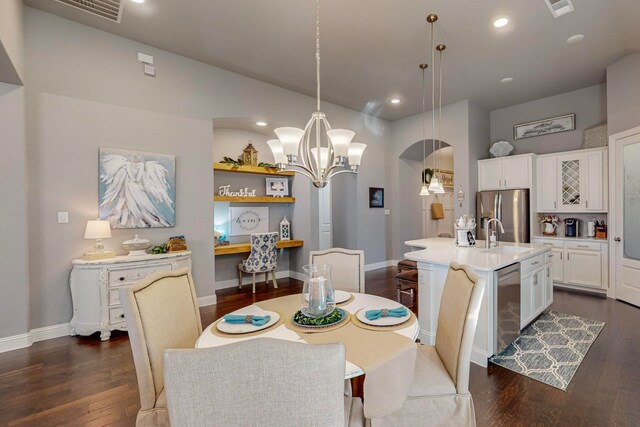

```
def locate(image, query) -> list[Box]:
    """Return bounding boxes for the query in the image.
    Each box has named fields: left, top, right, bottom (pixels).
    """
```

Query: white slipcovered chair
left=309, top=248, right=365, bottom=293
left=369, top=262, right=485, bottom=427
left=238, top=232, right=279, bottom=294
left=163, top=338, right=365, bottom=427
left=119, top=268, right=203, bottom=427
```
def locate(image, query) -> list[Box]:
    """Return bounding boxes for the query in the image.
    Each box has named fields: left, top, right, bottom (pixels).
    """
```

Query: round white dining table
left=196, top=292, right=420, bottom=379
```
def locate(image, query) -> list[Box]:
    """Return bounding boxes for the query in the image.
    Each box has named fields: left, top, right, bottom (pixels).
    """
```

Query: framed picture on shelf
left=265, top=177, right=289, bottom=197
left=369, top=187, right=384, bottom=208
left=436, top=169, right=454, bottom=188
left=229, top=207, right=269, bottom=236
left=514, top=113, right=575, bottom=140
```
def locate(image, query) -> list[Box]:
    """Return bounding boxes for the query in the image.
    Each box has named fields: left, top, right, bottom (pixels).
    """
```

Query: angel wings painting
left=99, top=148, right=176, bottom=228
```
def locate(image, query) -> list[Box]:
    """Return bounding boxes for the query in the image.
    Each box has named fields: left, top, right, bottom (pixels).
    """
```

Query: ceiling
left=25, top=0, right=640, bottom=121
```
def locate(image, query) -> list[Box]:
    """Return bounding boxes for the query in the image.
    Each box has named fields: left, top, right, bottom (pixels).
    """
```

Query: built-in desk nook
left=213, top=160, right=302, bottom=287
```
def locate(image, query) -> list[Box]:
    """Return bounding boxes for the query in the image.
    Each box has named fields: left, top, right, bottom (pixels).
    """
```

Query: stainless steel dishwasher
left=495, top=263, right=521, bottom=355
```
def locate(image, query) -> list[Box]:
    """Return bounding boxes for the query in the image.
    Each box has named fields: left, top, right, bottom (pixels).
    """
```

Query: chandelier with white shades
left=267, top=0, right=366, bottom=188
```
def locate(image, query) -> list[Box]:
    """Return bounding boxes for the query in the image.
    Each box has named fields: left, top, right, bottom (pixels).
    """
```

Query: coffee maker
left=564, top=218, right=581, bottom=237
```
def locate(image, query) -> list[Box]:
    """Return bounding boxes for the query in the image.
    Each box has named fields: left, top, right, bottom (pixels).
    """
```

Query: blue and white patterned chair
left=237, top=232, right=279, bottom=294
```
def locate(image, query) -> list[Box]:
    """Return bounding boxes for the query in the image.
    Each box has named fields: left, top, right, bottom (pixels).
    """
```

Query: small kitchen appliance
left=587, top=220, right=596, bottom=238
left=564, top=218, right=581, bottom=237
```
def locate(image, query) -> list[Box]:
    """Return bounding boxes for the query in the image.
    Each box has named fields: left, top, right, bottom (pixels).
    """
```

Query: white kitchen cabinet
left=520, top=252, right=551, bottom=329
left=585, top=150, right=605, bottom=211
left=544, top=260, right=554, bottom=307
left=551, top=248, right=564, bottom=282
left=69, top=251, right=192, bottom=340
left=536, top=156, right=558, bottom=211
left=533, top=237, right=608, bottom=292
left=565, top=249, right=603, bottom=289
left=478, top=153, right=534, bottom=191
left=536, top=148, right=607, bottom=213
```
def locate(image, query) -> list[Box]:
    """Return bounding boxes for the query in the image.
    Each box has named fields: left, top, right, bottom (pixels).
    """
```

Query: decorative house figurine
left=280, top=216, right=291, bottom=241
left=242, top=142, right=259, bottom=166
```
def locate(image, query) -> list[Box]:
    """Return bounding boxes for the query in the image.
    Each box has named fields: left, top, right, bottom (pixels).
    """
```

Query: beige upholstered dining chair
left=163, top=338, right=365, bottom=427
left=369, top=263, right=485, bottom=427
left=238, top=232, right=279, bottom=294
left=120, top=268, right=203, bottom=427
left=309, top=248, right=365, bottom=293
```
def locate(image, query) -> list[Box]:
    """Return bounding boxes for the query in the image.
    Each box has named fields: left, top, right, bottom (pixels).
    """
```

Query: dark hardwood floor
left=0, top=267, right=638, bottom=426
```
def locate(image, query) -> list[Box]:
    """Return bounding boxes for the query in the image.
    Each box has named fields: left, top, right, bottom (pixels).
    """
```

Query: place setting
left=352, top=303, right=416, bottom=332
left=211, top=306, right=284, bottom=338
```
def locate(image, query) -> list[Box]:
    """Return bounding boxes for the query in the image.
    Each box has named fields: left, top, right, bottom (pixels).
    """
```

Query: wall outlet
left=57, top=211, right=69, bottom=223
left=384, top=209, right=391, bottom=216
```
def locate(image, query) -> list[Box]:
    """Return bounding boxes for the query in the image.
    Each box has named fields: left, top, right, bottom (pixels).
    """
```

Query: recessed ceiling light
left=390, top=98, right=401, bottom=104
left=131, top=0, right=145, bottom=3
left=567, top=34, right=584, bottom=44
left=493, top=17, right=509, bottom=28
left=256, top=121, right=268, bottom=127
left=501, top=77, right=513, bottom=83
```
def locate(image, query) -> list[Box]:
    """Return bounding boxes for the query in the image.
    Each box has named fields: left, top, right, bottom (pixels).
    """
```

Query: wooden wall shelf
left=214, top=196, right=295, bottom=203
left=213, top=163, right=294, bottom=176
left=215, top=239, right=303, bottom=255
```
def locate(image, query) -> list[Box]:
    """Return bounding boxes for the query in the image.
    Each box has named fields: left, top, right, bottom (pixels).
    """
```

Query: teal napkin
left=223, top=314, right=271, bottom=326
left=365, top=307, right=408, bottom=321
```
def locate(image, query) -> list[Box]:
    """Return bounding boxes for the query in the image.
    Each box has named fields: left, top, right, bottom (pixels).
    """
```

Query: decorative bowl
left=490, top=141, right=514, bottom=158
left=122, top=234, right=151, bottom=256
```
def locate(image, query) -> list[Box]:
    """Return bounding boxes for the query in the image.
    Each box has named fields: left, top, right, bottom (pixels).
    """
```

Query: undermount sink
left=478, top=246, right=532, bottom=255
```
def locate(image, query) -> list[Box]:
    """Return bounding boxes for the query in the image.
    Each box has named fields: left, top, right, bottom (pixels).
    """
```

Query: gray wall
left=0, top=0, right=23, bottom=84
left=0, top=83, right=29, bottom=337
left=607, top=54, right=640, bottom=135
left=490, top=84, right=607, bottom=156
left=468, top=101, right=490, bottom=210
left=390, top=100, right=472, bottom=260
left=19, top=8, right=391, bottom=332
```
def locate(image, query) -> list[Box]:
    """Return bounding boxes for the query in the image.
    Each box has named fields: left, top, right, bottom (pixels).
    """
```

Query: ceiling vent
left=55, top=0, right=123, bottom=23
left=545, top=0, right=575, bottom=18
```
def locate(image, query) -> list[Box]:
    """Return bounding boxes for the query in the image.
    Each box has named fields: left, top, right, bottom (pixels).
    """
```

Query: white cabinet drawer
left=108, top=289, right=121, bottom=306
left=564, top=241, right=601, bottom=252
left=521, top=254, right=545, bottom=273
left=109, top=306, right=126, bottom=323
left=108, top=264, right=172, bottom=286
left=533, top=238, right=564, bottom=249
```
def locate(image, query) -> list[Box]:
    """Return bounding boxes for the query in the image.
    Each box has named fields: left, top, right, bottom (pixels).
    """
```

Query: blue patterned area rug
left=489, top=311, right=605, bottom=391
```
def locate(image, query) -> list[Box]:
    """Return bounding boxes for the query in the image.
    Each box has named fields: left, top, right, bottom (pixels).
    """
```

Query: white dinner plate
left=216, top=310, right=280, bottom=334
left=304, top=290, right=352, bottom=304
left=356, top=305, right=411, bottom=327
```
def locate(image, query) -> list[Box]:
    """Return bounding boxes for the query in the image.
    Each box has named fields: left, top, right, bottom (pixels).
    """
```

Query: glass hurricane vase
left=301, top=264, right=336, bottom=318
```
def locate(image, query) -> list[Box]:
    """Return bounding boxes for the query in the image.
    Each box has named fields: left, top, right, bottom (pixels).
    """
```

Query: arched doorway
left=398, top=140, right=455, bottom=239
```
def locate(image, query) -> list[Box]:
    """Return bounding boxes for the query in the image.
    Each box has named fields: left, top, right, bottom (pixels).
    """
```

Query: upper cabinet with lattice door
left=536, top=147, right=607, bottom=213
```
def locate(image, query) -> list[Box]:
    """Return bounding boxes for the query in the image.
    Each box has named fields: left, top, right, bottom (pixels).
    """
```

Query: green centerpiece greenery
left=293, top=309, right=342, bottom=326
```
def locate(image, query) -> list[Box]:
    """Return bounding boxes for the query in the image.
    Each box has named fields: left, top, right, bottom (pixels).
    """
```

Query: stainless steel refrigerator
left=476, top=189, right=530, bottom=243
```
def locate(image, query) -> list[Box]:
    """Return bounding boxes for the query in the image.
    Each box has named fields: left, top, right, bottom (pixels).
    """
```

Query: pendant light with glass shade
left=426, top=14, right=445, bottom=194
left=267, top=0, right=366, bottom=188
left=435, top=42, right=447, bottom=192
left=419, top=62, right=430, bottom=197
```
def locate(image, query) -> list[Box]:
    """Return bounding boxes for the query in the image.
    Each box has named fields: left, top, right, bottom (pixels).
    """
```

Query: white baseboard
left=0, top=332, right=32, bottom=353
left=197, top=294, right=217, bottom=307
left=365, top=259, right=398, bottom=272
left=0, top=323, right=71, bottom=354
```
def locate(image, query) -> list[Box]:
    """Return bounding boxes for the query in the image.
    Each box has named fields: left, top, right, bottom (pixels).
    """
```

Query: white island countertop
left=405, top=238, right=548, bottom=272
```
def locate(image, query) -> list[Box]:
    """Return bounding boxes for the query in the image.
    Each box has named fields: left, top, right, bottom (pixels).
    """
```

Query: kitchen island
left=405, top=238, right=552, bottom=367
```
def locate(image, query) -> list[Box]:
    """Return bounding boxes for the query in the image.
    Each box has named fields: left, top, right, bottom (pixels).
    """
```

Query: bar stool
left=395, top=269, right=418, bottom=313
left=397, top=259, right=417, bottom=273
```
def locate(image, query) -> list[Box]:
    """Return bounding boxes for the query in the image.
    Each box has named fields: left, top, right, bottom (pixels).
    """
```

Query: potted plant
left=540, top=215, right=559, bottom=235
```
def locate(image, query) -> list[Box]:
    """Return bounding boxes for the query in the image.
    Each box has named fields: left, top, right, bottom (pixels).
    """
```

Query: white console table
left=69, top=251, right=192, bottom=340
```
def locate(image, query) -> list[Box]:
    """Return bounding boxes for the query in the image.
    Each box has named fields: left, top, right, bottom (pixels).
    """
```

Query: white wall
left=607, top=54, right=640, bottom=136
left=0, top=0, right=24, bottom=84
left=490, top=84, right=606, bottom=155
left=21, top=8, right=391, bottom=332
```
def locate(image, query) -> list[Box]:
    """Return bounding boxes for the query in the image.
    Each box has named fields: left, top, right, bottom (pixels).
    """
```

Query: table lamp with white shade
left=83, top=219, right=115, bottom=260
